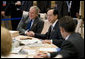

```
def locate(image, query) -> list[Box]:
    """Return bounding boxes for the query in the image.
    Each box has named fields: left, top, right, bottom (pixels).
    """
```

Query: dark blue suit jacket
left=51, top=33, right=84, bottom=58
left=35, top=21, right=64, bottom=47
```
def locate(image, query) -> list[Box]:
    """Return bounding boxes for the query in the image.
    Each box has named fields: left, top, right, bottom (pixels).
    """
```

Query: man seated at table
left=17, top=6, right=44, bottom=35
left=1, top=26, right=12, bottom=58
left=34, top=16, right=84, bottom=58
left=28, top=8, right=64, bottom=47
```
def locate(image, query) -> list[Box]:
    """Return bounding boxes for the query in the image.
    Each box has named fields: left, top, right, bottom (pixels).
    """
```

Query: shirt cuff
left=25, top=30, right=28, bottom=34
left=47, top=53, right=51, bottom=58
left=50, top=40, right=53, bottom=44
left=54, top=54, right=63, bottom=58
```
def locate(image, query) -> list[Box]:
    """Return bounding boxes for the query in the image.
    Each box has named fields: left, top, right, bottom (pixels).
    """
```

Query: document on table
left=11, top=46, right=22, bottom=54
left=39, top=48, right=60, bottom=52
left=19, top=39, right=42, bottom=45
left=4, top=54, right=27, bottom=58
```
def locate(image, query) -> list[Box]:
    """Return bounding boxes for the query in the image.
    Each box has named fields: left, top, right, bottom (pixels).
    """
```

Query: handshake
left=26, top=31, right=35, bottom=37
left=26, top=31, right=52, bottom=44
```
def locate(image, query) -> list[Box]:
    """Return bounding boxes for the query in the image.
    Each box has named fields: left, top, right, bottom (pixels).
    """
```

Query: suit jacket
left=20, top=1, right=33, bottom=11
left=17, top=15, right=44, bottom=34
left=37, top=1, right=51, bottom=13
left=55, top=1, right=68, bottom=19
left=35, top=21, right=64, bottom=47
left=70, top=1, right=80, bottom=18
left=4, top=2, right=23, bottom=30
left=6, top=3, right=23, bottom=30
left=51, top=33, right=84, bottom=58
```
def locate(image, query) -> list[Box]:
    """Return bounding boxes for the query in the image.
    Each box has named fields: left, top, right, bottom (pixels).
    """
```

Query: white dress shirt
left=65, top=34, right=70, bottom=40
left=25, top=19, right=34, bottom=34
left=50, top=19, right=58, bottom=43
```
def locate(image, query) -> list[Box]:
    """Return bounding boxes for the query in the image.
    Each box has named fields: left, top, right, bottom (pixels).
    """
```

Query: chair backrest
left=39, top=13, right=47, bottom=20
left=74, top=18, right=82, bottom=33
left=41, top=20, right=52, bottom=34
left=22, top=11, right=47, bottom=20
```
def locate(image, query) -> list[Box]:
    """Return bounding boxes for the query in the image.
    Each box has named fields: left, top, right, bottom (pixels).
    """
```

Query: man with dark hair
left=34, top=16, right=84, bottom=58
left=28, top=9, right=64, bottom=47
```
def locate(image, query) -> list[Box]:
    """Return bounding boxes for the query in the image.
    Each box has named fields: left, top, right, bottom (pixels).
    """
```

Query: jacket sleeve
left=35, top=20, right=44, bottom=33
left=50, top=40, right=76, bottom=58
left=17, top=16, right=27, bottom=34
left=34, top=26, right=51, bottom=39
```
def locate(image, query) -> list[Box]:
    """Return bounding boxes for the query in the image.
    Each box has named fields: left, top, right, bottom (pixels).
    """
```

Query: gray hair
left=30, top=6, right=40, bottom=14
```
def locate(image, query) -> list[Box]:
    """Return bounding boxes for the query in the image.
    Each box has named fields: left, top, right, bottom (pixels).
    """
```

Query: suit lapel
left=52, top=21, right=59, bottom=32
left=30, top=17, right=39, bottom=30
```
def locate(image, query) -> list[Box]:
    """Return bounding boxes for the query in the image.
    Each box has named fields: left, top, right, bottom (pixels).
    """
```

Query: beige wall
left=79, top=1, right=84, bottom=18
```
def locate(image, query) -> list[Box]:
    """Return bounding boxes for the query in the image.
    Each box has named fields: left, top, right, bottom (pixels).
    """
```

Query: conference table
left=9, top=31, right=58, bottom=58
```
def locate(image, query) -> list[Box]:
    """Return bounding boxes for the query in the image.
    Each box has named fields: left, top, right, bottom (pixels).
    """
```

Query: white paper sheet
left=39, top=48, right=58, bottom=52
left=11, top=47, right=22, bottom=54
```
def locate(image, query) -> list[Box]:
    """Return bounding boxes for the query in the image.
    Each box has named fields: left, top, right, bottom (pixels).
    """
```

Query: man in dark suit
left=28, top=9, right=64, bottom=47
left=66, top=1, right=80, bottom=18
left=20, top=1, right=33, bottom=11
left=34, top=16, right=84, bottom=58
left=17, top=6, right=44, bottom=35
left=4, top=1, right=23, bottom=30
left=55, top=1, right=68, bottom=19
left=37, top=1, right=51, bottom=13
left=1, top=1, right=20, bottom=30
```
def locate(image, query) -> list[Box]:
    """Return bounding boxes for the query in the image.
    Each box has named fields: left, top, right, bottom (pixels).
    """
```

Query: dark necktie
left=51, top=25, right=54, bottom=32
left=27, top=20, right=32, bottom=30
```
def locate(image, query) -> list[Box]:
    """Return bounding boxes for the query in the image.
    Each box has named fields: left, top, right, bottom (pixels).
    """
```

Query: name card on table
left=9, top=31, right=19, bottom=38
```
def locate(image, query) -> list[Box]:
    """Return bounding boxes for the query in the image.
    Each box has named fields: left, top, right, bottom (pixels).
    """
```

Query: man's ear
left=55, top=15, right=58, bottom=19
left=60, top=27, right=65, bottom=33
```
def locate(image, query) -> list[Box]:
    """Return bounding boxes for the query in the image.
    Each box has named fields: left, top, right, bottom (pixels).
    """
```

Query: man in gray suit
left=17, top=6, right=44, bottom=35
left=34, top=16, right=84, bottom=58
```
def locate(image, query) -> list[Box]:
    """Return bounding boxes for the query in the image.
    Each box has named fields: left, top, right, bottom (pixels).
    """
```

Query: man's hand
left=15, top=1, right=21, bottom=6
left=1, top=11, right=5, bottom=16
left=34, top=51, right=49, bottom=58
left=42, top=40, right=51, bottom=44
left=26, top=31, right=35, bottom=37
